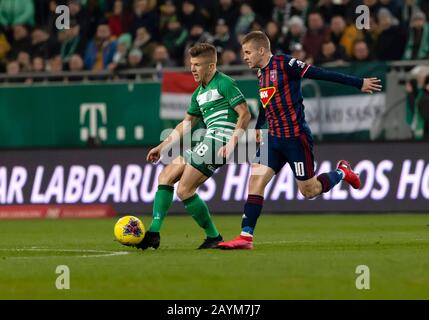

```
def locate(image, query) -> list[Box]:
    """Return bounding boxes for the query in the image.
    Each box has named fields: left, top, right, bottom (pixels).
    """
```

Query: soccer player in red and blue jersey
left=218, top=31, right=382, bottom=250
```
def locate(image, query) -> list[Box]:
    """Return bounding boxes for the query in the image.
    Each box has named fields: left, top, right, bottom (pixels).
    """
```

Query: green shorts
left=184, top=135, right=227, bottom=177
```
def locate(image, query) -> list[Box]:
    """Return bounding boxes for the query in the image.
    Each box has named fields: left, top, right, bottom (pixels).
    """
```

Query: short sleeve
left=284, top=55, right=311, bottom=79
left=218, top=78, right=246, bottom=108
left=186, top=90, right=202, bottom=117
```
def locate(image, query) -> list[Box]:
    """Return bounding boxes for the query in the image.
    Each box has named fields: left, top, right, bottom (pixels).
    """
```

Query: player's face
left=190, top=56, right=215, bottom=84
left=242, top=42, right=263, bottom=69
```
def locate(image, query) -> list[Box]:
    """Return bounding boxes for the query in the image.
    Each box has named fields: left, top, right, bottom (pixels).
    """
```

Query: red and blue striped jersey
left=256, top=54, right=363, bottom=138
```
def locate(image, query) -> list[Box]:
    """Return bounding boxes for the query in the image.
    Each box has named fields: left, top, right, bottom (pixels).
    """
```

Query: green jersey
left=187, top=71, right=246, bottom=143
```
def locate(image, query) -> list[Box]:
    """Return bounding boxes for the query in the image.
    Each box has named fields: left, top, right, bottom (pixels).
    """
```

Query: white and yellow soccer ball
left=114, top=216, right=145, bottom=246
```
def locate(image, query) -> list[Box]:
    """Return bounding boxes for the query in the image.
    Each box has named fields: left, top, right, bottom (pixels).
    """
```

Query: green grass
left=0, top=214, right=428, bottom=300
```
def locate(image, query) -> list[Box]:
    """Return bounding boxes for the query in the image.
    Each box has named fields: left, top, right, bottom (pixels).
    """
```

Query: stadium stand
left=0, top=0, right=428, bottom=74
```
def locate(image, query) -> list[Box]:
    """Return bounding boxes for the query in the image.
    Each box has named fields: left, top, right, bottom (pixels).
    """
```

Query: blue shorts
left=254, top=132, right=315, bottom=181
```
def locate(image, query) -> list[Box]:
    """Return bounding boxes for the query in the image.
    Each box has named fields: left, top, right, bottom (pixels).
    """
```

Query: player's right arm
left=254, top=102, right=266, bottom=143
left=147, top=91, right=202, bottom=163
left=146, top=113, right=201, bottom=163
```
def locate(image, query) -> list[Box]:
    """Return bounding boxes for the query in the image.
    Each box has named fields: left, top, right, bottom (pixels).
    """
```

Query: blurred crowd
left=0, top=0, right=429, bottom=80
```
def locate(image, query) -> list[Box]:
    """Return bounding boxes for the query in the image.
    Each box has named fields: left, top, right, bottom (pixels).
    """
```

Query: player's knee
left=300, top=186, right=317, bottom=199
left=176, top=185, right=192, bottom=201
left=249, top=175, right=261, bottom=185
left=158, top=170, right=177, bottom=185
left=248, top=175, right=266, bottom=194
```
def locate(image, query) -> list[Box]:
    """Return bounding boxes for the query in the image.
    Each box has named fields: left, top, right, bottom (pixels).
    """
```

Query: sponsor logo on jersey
left=259, top=86, right=276, bottom=108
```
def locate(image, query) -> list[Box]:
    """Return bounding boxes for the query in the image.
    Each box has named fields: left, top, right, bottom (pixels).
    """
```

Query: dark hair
left=241, top=31, right=271, bottom=51
left=188, top=43, right=217, bottom=61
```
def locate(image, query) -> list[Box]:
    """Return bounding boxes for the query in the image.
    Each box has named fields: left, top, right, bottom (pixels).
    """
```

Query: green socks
left=183, top=194, right=220, bottom=238
left=149, top=186, right=219, bottom=238
left=149, top=185, right=174, bottom=233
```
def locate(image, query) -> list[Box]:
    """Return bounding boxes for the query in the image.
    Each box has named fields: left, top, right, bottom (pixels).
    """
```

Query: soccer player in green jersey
left=136, top=43, right=251, bottom=250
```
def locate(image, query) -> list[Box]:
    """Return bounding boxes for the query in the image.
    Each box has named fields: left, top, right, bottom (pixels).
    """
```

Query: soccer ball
left=114, top=216, right=145, bottom=246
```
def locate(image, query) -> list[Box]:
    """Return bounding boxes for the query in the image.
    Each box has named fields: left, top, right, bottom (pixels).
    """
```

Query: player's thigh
left=184, top=135, right=225, bottom=178
left=248, top=163, right=276, bottom=196
left=253, top=134, right=287, bottom=177
left=285, top=133, right=315, bottom=182
left=158, top=156, right=186, bottom=185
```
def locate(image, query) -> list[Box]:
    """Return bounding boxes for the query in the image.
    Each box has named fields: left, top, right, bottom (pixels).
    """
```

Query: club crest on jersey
left=259, top=86, right=276, bottom=108
left=270, top=70, right=277, bottom=81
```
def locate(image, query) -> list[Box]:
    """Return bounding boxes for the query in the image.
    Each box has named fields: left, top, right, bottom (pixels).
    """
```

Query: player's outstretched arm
left=146, top=114, right=200, bottom=163
left=361, top=77, right=383, bottom=94
left=302, top=64, right=382, bottom=93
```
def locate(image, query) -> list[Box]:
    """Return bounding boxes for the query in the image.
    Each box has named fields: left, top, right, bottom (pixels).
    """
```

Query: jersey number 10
left=294, top=162, right=305, bottom=177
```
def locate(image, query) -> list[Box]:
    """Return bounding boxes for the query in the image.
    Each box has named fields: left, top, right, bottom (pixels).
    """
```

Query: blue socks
left=240, top=171, right=344, bottom=237
left=317, top=170, right=344, bottom=193
left=241, top=194, right=264, bottom=236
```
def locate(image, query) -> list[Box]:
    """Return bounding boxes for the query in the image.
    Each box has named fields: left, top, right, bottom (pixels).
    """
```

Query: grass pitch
left=0, top=214, right=428, bottom=300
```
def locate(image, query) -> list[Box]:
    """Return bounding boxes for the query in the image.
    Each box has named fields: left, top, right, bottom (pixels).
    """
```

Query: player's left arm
left=231, top=102, right=252, bottom=144
left=217, top=78, right=251, bottom=158
left=218, top=102, right=251, bottom=158
left=304, top=65, right=382, bottom=93
left=286, top=57, right=382, bottom=93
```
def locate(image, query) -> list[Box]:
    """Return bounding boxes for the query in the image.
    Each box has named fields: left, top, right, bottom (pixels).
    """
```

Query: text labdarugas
left=1, top=159, right=429, bottom=204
